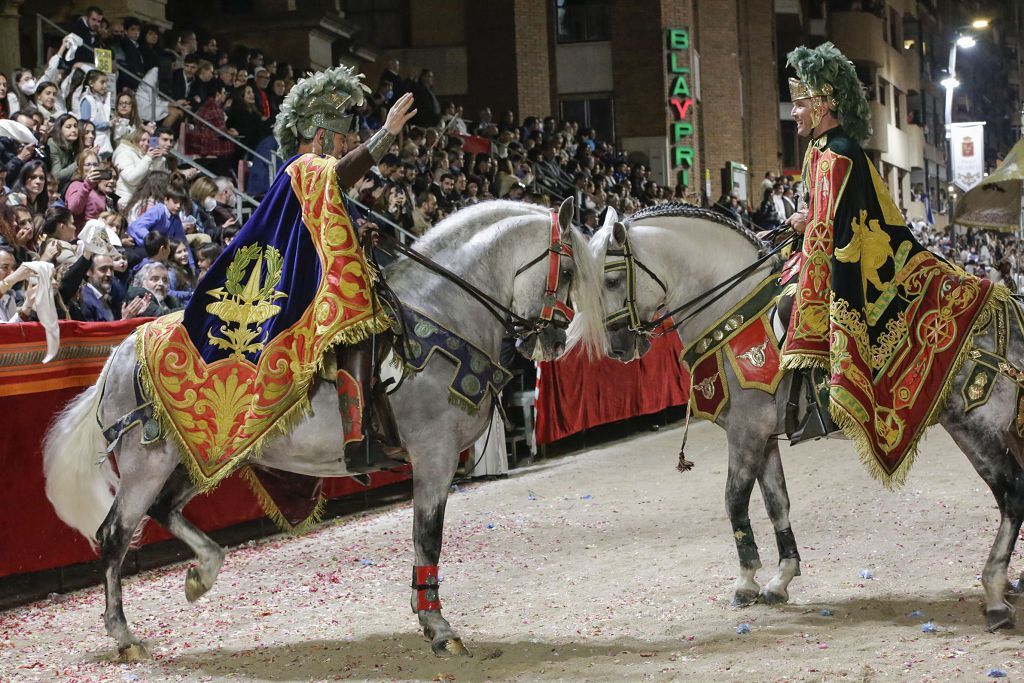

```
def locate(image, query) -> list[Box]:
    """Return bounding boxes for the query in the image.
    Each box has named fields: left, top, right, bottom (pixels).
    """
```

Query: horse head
left=512, top=197, right=605, bottom=362
left=586, top=205, right=767, bottom=362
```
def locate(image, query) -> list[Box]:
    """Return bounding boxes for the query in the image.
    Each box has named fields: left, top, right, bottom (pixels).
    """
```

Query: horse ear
left=601, top=206, right=619, bottom=229
left=557, top=197, right=574, bottom=232
left=612, top=221, right=626, bottom=248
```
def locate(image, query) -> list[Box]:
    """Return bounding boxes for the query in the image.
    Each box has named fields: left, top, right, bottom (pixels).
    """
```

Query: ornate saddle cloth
left=136, top=154, right=390, bottom=493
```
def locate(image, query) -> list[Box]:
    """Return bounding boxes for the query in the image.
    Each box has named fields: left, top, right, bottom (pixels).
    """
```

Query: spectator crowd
left=8, top=5, right=1007, bottom=328
left=1, top=6, right=697, bottom=327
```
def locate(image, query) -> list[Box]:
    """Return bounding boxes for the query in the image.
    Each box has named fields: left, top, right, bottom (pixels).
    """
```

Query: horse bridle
left=514, top=211, right=575, bottom=330
left=603, top=233, right=668, bottom=334
left=382, top=210, right=575, bottom=339
left=604, top=227, right=797, bottom=337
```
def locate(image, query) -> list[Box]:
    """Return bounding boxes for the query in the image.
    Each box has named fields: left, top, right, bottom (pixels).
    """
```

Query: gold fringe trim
left=238, top=465, right=326, bottom=535
left=827, top=284, right=1007, bottom=489
left=137, top=310, right=392, bottom=495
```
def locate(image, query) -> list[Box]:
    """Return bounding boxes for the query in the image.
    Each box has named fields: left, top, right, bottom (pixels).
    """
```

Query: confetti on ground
left=820, top=608, right=833, bottom=617
left=987, top=668, right=1007, bottom=678
left=922, top=622, right=937, bottom=633
left=859, top=569, right=874, bottom=580
left=736, top=623, right=751, bottom=635
left=910, top=610, right=925, bottom=618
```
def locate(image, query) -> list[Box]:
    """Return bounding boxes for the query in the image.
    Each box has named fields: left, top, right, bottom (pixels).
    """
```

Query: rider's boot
left=340, top=341, right=406, bottom=479
left=785, top=368, right=836, bottom=445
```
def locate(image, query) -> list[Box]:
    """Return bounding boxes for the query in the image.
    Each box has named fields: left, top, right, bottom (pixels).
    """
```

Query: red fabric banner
left=535, top=333, right=690, bottom=444
left=453, top=134, right=491, bottom=155
left=0, top=321, right=408, bottom=579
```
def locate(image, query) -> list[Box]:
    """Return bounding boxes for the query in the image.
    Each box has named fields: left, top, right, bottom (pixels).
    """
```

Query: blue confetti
left=527, top=491, right=537, bottom=500
left=858, top=569, right=874, bottom=580
left=581, top=494, right=593, bottom=500
left=921, top=621, right=937, bottom=633
left=486, top=523, right=494, bottom=529
left=987, top=669, right=1007, bottom=678
left=909, top=610, right=925, bottom=618
left=820, top=608, right=833, bottom=617
left=359, top=558, right=374, bottom=567
left=735, top=623, right=751, bottom=635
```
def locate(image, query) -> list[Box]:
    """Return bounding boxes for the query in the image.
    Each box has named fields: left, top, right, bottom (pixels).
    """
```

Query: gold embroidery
left=835, top=209, right=894, bottom=293
left=870, top=314, right=908, bottom=370
left=1016, top=397, right=1024, bottom=436
left=694, top=373, right=719, bottom=400
left=738, top=340, right=769, bottom=368
left=967, top=373, right=988, bottom=401
left=206, top=244, right=287, bottom=358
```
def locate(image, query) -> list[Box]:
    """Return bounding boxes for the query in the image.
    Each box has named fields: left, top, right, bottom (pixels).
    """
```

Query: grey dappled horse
left=44, top=199, right=606, bottom=660
left=585, top=205, right=1024, bottom=631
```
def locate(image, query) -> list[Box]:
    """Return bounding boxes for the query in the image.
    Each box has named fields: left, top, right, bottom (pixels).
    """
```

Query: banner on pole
left=950, top=121, right=986, bottom=191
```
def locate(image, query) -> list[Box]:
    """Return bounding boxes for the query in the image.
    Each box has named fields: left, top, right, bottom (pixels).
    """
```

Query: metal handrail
left=34, top=13, right=274, bottom=166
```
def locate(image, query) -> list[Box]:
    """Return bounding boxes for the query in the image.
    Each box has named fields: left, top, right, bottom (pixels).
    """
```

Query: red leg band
left=413, top=565, right=442, bottom=611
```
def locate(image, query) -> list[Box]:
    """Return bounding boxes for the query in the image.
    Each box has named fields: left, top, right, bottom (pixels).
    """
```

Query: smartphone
left=149, top=135, right=160, bottom=148
left=94, top=170, right=113, bottom=181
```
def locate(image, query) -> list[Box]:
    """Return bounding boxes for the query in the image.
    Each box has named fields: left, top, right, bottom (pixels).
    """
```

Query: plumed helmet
left=787, top=42, right=872, bottom=144
left=274, top=65, right=371, bottom=157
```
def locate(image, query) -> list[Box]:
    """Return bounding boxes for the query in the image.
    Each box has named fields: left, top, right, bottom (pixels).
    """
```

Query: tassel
left=676, top=401, right=694, bottom=473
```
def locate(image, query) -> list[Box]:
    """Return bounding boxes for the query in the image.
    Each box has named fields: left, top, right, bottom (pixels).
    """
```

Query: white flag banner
left=951, top=121, right=986, bottom=191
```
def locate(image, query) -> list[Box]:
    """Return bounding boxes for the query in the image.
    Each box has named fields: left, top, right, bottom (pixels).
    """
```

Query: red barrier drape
left=0, top=321, right=409, bottom=579
left=534, top=333, right=690, bottom=445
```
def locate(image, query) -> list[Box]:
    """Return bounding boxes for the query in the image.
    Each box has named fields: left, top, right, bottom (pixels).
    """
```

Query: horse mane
left=626, top=202, right=764, bottom=252
left=391, top=199, right=607, bottom=355
left=411, top=200, right=551, bottom=257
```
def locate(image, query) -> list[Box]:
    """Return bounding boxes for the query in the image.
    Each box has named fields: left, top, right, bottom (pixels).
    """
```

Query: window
left=894, top=88, right=903, bottom=129
left=878, top=77, right=888, bottom=106
left=343, top=0, right=406, bottom=48
left=556, top=0, right=610, bottom=43
left=888, top=7, right=901, bottom=50
left=559, top=95, right=614, bottom=142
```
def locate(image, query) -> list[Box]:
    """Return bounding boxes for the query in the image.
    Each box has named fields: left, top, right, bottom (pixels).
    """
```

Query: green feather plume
left=787, top=42, right=872, bottom=144
left=274, top=65, right=371, bottom=158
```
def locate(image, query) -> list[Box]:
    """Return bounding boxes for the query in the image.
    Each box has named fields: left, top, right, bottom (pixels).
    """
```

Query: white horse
left=44, top=198, right=607, bottom=660
left=585, top=203, right=1024, bottom=631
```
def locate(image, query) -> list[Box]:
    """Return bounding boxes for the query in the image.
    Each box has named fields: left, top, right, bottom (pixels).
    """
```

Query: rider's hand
left=787, top=211, right=808, bottom=235
left=383, top=93, right=417, bottom=136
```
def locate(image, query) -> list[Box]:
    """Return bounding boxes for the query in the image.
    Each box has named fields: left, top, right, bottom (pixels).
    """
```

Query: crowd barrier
left=0, top=321, right=688, bottom=580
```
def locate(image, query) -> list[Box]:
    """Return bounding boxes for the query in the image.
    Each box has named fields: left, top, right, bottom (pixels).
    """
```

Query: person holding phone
left=65, top=158, right=116, bottom=231
left=111, top=127, right=168, bottom=208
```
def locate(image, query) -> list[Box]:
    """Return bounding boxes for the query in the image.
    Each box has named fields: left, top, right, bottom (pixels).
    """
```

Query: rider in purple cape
left=137, top=66, right=417, bottom=500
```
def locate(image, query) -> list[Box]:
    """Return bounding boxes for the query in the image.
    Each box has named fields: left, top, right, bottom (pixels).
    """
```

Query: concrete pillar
left=0, top=0, right=24, bottom=78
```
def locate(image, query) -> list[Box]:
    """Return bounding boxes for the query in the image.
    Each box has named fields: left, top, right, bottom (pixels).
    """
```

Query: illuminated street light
left=971, top=19, right=990, bottom=29
left=941, top=75, right=959, bottom=89
left=957, top=35, right=976, bottom=49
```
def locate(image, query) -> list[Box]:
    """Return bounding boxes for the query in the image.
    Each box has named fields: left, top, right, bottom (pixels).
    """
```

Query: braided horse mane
left=625, top=202, right=765, bottom=253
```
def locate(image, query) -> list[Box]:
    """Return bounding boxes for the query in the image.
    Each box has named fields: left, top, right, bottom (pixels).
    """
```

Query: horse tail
left=43, top=351, right=119, bottom=549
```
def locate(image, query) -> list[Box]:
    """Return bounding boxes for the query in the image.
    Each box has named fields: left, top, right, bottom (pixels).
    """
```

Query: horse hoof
left=118, top=642, right=150, bottom=662
left=185, top=567, right=209, bottom=603
left=759, top=590, right=789, bottom=605
left=432, top=637, right=471, bottom=658
left=986, top=607, right=1016, bottom=632
left=731, top=589, right=759, bottom=607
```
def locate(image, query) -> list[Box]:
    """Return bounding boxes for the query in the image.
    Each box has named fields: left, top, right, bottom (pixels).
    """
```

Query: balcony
left=831, top=12, right=887, bottom=68
left=864, top=101, right=889, bottom=153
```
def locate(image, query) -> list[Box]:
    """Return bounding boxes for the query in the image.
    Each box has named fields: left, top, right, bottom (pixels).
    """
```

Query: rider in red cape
left=780, top=42, right=1005, bottom=485
left=137, top=66, right=416, bottom=519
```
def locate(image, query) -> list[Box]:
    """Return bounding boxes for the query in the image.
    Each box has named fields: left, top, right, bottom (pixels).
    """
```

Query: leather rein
left=381, top=211, right=575, bottom=339
left=604, top=227, right=797, bottom=337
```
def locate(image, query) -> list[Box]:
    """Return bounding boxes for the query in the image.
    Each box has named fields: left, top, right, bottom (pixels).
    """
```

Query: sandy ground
left=3, top=421, right=1024, bottom=682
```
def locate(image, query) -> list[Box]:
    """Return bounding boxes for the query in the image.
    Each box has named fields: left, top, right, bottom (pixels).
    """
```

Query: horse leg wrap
left=732, top=519, right=761, bottom=569
left=413, top=565, right=442, bottom=611
left=775, top=527, right=801, bottom=574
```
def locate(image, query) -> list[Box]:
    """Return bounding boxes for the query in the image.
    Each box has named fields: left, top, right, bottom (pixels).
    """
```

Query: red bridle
left=515, top=211, right=575, bottom=328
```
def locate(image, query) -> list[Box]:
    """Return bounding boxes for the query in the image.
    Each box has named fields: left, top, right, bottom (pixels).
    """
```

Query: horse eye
left=604, top=274, right=621, bottom=288
left=560, top=267, right=572, bottom=278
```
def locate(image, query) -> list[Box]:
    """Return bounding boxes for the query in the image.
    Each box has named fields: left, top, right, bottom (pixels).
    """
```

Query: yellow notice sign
left=94, top=48, right=113, bottom=73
